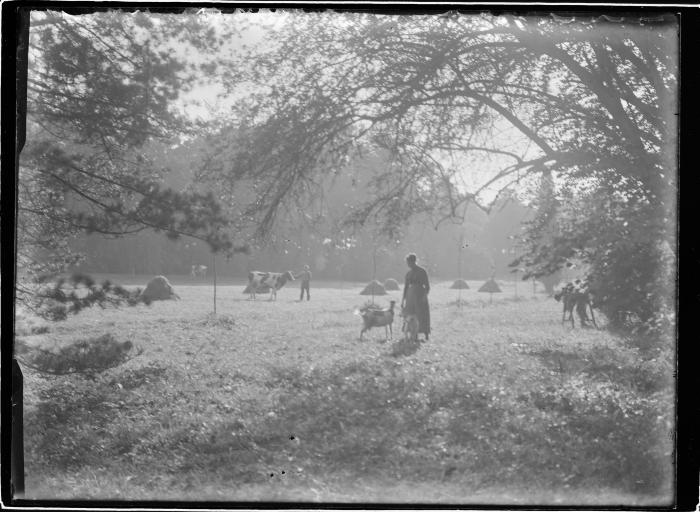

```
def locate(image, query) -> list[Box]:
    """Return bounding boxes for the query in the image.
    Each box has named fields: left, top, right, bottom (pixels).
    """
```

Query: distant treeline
left=68, top=144, right=533, bottom=281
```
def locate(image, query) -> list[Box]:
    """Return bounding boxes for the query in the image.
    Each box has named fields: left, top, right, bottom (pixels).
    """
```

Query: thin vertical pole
left=371, top=245, right=377, bottom=304
left=457, top=238, right=462, bottom=308
left=212, top=253, right=217, bottom=315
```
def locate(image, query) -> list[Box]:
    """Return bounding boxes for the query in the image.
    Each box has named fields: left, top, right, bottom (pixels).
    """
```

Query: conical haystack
left=478, top=278, right=502, bottom=293
left=383, top=278, right=400, bottom=291
left=140, top=276, right=180, bottom=302
left=450, top=279, right=470, bottom=289
left=360, top=280, right=387, bottom=295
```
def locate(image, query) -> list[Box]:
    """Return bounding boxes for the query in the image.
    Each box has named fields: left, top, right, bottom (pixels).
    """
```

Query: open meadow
left=19, top=277, right=675, bottom=505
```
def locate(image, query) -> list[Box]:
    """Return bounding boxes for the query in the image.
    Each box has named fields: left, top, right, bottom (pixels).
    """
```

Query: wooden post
left=11, top=360, right=24, bottom=497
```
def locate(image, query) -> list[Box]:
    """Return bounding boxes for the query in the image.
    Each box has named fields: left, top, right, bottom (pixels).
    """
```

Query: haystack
left=140, top=276, right=180, bottom=302
left=383, top=278, right=400, bottom=291
left=478, top=278, right=502, bottom=293
left=360, top=280, right=387, bottom=295
left=450, top=279, right=470, bottom=289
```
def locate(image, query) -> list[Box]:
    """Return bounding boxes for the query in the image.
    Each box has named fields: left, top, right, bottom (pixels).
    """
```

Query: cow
left=191, top=265, right=207, bottom=278
left=247, top=271, right=295, bottom=301
left=554, top=279, right=598, bottom=328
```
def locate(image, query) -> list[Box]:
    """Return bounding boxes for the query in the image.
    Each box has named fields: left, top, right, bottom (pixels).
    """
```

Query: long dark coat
left=403, top=265, right=431, bottom=335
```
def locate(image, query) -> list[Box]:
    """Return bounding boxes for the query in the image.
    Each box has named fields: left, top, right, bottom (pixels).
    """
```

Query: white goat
left=401, top=307, right=420, bottom=343
left=356, top=300, right=396, bottom=340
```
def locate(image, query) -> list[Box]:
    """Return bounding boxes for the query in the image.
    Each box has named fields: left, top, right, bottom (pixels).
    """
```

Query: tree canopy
left=201, top=11, right=677, bottom=334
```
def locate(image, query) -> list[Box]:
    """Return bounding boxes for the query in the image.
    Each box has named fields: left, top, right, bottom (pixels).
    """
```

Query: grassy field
left=18, top=278, right=675, bottom=505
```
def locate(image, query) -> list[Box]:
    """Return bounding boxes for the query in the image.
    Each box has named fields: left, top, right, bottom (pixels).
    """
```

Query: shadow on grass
left=388, top=338, right=421, bottom=357
left=525, top=345, right=672, bottom=394
left=26, top=357, right=673, bottom=502
left=184, top=360, right=672, bottom=500
left=25, top=362, right=170, bottom=470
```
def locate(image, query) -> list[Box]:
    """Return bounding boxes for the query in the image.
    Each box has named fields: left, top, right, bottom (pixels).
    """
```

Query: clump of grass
left=198, top=313, right=236, bottom=329
left=107, top=362, right=168, bottom=390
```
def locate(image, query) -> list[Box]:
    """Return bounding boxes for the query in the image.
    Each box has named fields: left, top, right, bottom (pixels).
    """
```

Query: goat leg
left=569, top=303, right=575, bottom=328
left=589, top=304, right=598, bottom=329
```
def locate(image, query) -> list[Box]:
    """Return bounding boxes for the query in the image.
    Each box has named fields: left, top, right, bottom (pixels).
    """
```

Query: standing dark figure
left=401, top=253, right=431, bottom=341
left=298, top=265, right=312, bottom=301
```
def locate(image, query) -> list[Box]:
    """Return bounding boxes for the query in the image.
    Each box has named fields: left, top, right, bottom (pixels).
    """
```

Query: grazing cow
left=191, top=265, right=207, bottom=277
left=401, top=307, right=420, bottom=343
left=247, top=271, right=295, bottom=301
left=554, top=280, right=597, bottom=328
left=356, top=301, right=396, bottom=341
